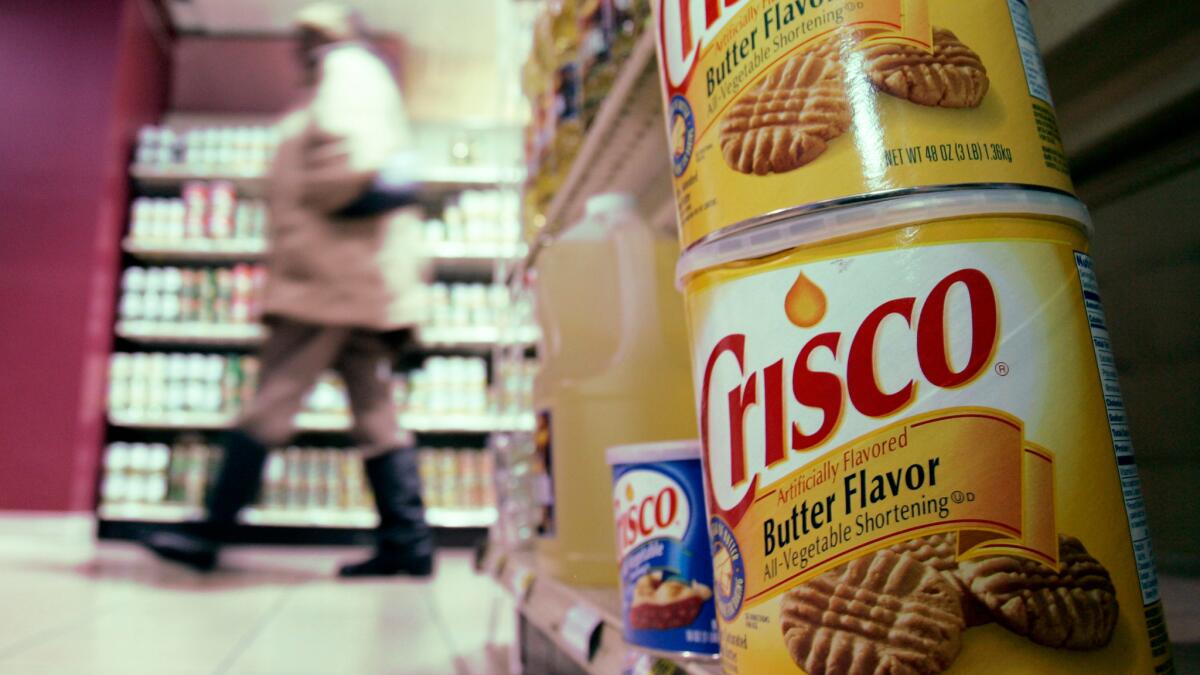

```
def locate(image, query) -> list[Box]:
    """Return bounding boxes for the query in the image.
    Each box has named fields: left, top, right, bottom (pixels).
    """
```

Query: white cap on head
left=294, top=2, right=366, bottom=44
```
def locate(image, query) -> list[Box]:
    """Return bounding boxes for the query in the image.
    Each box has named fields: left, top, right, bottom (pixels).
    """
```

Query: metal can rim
left=606, top=439, right=701, bottom=466
left=675, top=187, right=1091, bottom=288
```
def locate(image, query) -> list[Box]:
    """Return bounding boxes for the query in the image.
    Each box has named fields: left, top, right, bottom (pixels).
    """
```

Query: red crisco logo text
left=658, top=0, right=752, bottom=89
left=700, top=268, right=999, bottom=494
left=613, top=469, right=692, bottom=557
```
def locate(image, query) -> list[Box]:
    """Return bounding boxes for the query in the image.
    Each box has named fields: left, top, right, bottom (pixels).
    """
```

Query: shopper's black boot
left=339, top=448, right=434, bottom=577
left=142, top=429, right=269, bottom=572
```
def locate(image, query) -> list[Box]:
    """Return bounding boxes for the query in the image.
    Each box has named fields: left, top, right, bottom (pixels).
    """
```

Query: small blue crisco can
left=608, top=440, right=720, bottom=660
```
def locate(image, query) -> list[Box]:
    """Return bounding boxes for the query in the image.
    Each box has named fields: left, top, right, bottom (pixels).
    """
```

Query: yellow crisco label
left=683, top=216, right=1173, bottom=673
left=653, top=0, right=1077, bottom=248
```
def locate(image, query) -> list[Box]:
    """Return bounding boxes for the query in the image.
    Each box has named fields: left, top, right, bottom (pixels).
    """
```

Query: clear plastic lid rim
left=606, top=439, right=702, bottom=466
left=675, top=188, right=1091, bottom=287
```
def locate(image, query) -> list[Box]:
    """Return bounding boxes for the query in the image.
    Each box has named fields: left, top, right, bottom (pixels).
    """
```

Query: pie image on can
left=629, top=570, right=714, bottom=630
left=654, top=0, right=1078, bottom=249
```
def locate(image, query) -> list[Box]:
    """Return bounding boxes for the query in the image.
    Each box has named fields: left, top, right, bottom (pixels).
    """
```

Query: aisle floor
left=0, top=515, right=1197, bottom=674
left=0, top=515, right=513, bottom=675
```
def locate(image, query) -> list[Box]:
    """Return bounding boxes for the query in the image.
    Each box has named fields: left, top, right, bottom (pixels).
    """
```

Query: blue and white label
left=1007, top=0, right=1054, bottom=104
left=612, top=458, right=719, bottom=656
left=669, top=95, right=696, bottom=178
left=1074, top=252, right=1159, bottom=606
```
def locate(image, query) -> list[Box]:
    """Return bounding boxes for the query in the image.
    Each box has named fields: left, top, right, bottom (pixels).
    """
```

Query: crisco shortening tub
left=607, top=440, right=720, bottom=660
left=675, top=189, right=1173, bottom=674
left=653, top=0, right=1076, bottom=249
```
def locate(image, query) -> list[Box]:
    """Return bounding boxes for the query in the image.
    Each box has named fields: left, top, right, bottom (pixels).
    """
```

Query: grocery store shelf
left=292, top=412, right=356, bottom=432
left=97, top=502, right=496, bottom=529
left=424, top=241, right=526, bottom=270
left=97, top=502, right=204, bottom=523
left=416, top=325, right=539, bottom=350
left=540, top=31, right=672, bottom=241
left=399, top=413, right=535, bottom=433
left=117, top=321, right=537, bottom=350
left=108, top=410, right=237, bottom=430
left=107, top=411, right=357, bottom=433
left=496, top=550, right=720, bottom=675
left=131, top=164, right=267, bottom=196
left=240, top=507, right=376, bottom=528
left=116, top=320, right=266, bottom=346
left=420, top=165, right=526, bottom=190
left=132, top=164, right=523, bottom=196
left=122, top=238, right=267, bottom=262
left=108, top=410, right=533, bottom=434
left=427, top=506, right=498, bottom=528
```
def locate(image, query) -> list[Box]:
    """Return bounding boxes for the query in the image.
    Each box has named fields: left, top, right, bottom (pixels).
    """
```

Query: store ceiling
left=165, top=0, right=502, bottom=57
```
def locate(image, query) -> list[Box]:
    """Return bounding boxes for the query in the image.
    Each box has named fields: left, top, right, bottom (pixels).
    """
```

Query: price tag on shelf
left=559, top=603, right=604, bottom=664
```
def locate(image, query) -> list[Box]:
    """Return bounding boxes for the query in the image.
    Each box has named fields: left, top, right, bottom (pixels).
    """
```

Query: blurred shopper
left=144, top=3, right=432, bottom=577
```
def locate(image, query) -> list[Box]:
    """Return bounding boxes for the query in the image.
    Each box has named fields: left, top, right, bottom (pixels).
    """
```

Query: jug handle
left=610, top=208, right=661, bottom=368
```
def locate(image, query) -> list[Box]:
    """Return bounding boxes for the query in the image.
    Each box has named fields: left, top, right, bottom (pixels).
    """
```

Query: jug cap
left=585, top=192, right=637, bottom=218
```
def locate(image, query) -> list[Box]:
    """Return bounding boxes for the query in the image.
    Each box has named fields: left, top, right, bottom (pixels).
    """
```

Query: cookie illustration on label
left=862, top=27, right=989, bottom=108
left=719, top=39, right=850, bottom=175
left=780, top=550, right=965, bottom=674
left=955, top=534, right=1119, bottom=649
left=887, top=532, right=992, bottom=627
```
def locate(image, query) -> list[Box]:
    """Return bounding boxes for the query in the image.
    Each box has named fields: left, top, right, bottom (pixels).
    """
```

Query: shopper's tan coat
left=263, top=43, right=425, bottom=330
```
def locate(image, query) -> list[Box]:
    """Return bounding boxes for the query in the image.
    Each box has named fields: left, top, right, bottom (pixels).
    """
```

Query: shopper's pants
left=238, top=317, right=402, bottom=457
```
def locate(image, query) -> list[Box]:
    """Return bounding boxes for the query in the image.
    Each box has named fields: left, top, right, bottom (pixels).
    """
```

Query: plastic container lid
left=564, top=193, right=641, bottom=242
left=606, top=439, right=701, bottom=466
left=676, top=188, right=1091, bottom=286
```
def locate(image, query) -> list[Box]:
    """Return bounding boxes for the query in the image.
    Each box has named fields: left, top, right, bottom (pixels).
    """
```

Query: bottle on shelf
left=134, top=123, right=278, bottom=176
left=402, top=356, right=490, bottom=418
left=422, top=189, right=523, bottom=252
left=107, top=352, right=259, bottom=419
left=417, top=281, right=538, bottom=340
left=118, top=264, right=266, bottom=328
left=418, top=447, right=498, bottom=510
left=100, top=442, right=171, bottom=506
left=532, top=193, right=697, bottom=586
left=126, top=184, right=267, bottom=249
left=100, top=437, right=496, bottom=523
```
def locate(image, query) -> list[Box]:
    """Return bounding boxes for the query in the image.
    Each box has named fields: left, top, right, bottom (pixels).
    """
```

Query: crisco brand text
left=618, top=486, right=679, bottom=547
left=701, top=268, right=998, bottom=495
left=613, top=469, right=692, bottom=558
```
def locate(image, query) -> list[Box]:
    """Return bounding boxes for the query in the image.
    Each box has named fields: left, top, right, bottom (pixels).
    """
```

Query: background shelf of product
left=115, top=269, right=540, bottom=350
left=521, top=10, right=674, bottom=268
left=129, top=124, right=524, bottom=197
left=107, top=354, right=535, bottom=432
left=478, top=4, right=720, bottom=672
left=101, top=121, right=533, bottom=543
left=97, top=440, right=496, bottom=529
left=485, top=0, right=674, bottom=579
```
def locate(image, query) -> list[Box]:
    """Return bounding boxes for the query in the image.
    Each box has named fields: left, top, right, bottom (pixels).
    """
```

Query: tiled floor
left=0, top=515, right=513, bottom=674
left=0, top=514, right=1195, bottom=674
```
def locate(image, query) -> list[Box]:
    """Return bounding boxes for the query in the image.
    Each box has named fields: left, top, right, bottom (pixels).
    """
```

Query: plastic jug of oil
left=532, top=193, right=697, bottom=587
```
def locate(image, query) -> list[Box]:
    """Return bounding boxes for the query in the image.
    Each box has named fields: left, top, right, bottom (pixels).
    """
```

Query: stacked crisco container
left=653, top=1, right=1173, bottom=672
